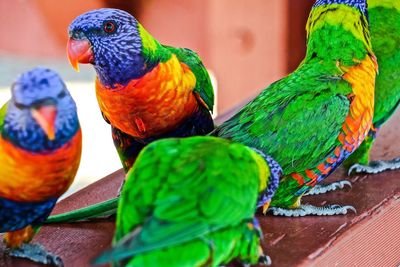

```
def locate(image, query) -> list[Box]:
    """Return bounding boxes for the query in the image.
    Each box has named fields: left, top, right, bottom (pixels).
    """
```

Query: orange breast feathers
left=0, top=130, right=82, bottom=202
left=96, top=54, right=199, bottom=139
left=340, top=55, right=377, bottom=151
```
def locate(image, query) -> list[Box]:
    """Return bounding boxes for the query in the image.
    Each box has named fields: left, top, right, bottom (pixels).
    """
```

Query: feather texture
left=345, top=0, right=400, bottom=166
left=214, top=2, right=376, bottom=208
left=0, top=68, right=81, bottom=249
left=94, top=137, right=277, bottom=266
left=68, top=9, right=215, bottom=172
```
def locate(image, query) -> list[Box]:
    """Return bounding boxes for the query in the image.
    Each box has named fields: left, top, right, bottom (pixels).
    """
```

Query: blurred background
left=0, top=0, right=313, bottom=196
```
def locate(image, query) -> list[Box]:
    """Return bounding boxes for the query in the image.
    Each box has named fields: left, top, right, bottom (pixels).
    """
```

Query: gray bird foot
left=348, top=158, right=400, bottom=175
left=269, top=204, right=356, bottom=217
left=8, top=243, right=64, bottom=266
left=304, top=180, right=352, bottom=196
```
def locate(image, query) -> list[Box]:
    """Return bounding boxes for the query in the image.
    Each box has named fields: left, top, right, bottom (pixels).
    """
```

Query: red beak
left=67, top=37, right=94, bottom=72
left=31, top=105, right=57, bottom=141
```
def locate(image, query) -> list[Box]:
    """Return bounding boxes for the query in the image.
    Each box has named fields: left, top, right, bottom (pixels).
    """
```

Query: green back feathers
left=368, top=0, right=400, bottom=10
left=306, top=4, right=372, bottom=66
left=0, top=101, right=8, bottom=134
left=95, top=136, right=265, bottom=264
left=368, top=1, right=400, bottom=126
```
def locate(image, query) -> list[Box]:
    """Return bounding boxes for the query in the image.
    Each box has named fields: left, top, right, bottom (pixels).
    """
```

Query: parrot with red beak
left=0, top=67, right=82, bottom=266
left=67, top=8, right=214, bottom=172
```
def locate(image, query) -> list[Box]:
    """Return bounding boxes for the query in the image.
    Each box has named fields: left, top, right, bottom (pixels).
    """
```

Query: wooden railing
left=1, top=103, right=400, bottom=267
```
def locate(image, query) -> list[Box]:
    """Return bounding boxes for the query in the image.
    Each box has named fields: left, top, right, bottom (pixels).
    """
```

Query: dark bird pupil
left=104, top=22, right=115, bottom=33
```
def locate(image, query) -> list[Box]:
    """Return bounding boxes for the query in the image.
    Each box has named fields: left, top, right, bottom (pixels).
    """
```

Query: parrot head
left=313, top=0, right=368, bottom=16
left=67, top=8, right=156, bottom=87
left=3, top=67, right=79, bottom=152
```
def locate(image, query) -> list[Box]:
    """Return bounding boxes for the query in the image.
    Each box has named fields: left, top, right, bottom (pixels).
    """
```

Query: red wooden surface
left=1, top=105, right=400, bottom=267
left=286, top=0, right=314, bottom=73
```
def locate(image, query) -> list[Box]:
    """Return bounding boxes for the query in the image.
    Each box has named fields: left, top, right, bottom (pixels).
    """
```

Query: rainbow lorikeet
left=45, top=0, right=375, bottom=223
left=93, top=136, right=281, bottom=267
left=0, top=68, right=82, bottom=266
left=67, top=8, right=214, bottom=172
left=345, top=0, right=400, bottom=174
left=214, top=0, right=377, bottom=216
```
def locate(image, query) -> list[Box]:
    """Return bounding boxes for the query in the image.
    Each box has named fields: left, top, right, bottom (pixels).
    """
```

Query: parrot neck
left=93, top=51, right=156, bottom=88
left=313, top=0, right=367, bottom=16
left=259, top=154, right=281, bottom=207
left=249, top=148, right=282, bottom=205
left=304, top=4, right=373, bottom=66
left=94, top=23, right=169, bottom=88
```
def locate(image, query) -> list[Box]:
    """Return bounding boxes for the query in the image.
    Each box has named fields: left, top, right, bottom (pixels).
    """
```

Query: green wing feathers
left=97, top=137, right=265, bottom=265
left=164, top=46, right=214, bottom=111
left=216, top=69, right=352, bottom=175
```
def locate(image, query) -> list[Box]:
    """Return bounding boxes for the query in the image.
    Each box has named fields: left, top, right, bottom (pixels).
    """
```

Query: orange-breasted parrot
left=46, top=0, right=376, bottom=222
left=214, top=0, right=377, bottom=216
left=0, top=68, right=82, bottom=266
left=67, top=8, right=214, bottom=172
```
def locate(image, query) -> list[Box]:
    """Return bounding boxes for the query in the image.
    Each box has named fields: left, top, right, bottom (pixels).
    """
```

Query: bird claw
left=348, top=158, right=400, bottom=175
left=258, top=254, right=272, bottom=266
left=237, top=254, right=271, bottom=267
left=268, top=204, right=356, bottom=217
left=8, top=243, right=64, bottom=267
left=304, top=180, right=352, bottom=196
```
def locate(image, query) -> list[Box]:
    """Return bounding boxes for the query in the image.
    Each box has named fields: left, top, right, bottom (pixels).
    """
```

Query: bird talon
left=348, top=163, right=366, bottom=175
left=348, top=158, right=400, bottom=175
left=268, top=204, right=356, bottom=217
left=258, top=255, right=272, bottom=266
left=9, top=243, right=64, bottom=267
left=304, top=180, right=352, bottom=196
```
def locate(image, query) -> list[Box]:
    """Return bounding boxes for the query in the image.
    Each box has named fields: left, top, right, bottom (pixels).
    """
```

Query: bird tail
left=45, top=197, right=119, bottom=224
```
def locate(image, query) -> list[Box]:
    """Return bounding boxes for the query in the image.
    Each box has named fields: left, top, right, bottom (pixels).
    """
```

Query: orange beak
left=31, top=105, right=57, bottom=141
left=262, top=201, right=271, bottom=214
left=67, top=37, right=94, bottom=72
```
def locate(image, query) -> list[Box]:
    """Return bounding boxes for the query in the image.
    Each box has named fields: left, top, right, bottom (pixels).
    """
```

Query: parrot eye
left=58, top=90, right=67, bottom=99
left=103, top=21, right=116, bottom=33
left=14, top=102, right=28, bottom=110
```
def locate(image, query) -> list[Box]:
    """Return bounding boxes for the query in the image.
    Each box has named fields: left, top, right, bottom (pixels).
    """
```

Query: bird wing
left=215, top=69, right=352, bottom=174
left=164, top=46, right=214, bottom=112
left=95, top=137, right=260, bottom=264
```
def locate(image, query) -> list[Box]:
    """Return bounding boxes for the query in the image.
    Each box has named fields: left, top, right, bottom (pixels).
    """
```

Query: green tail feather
left=45, top=197, right=119, bottom=224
